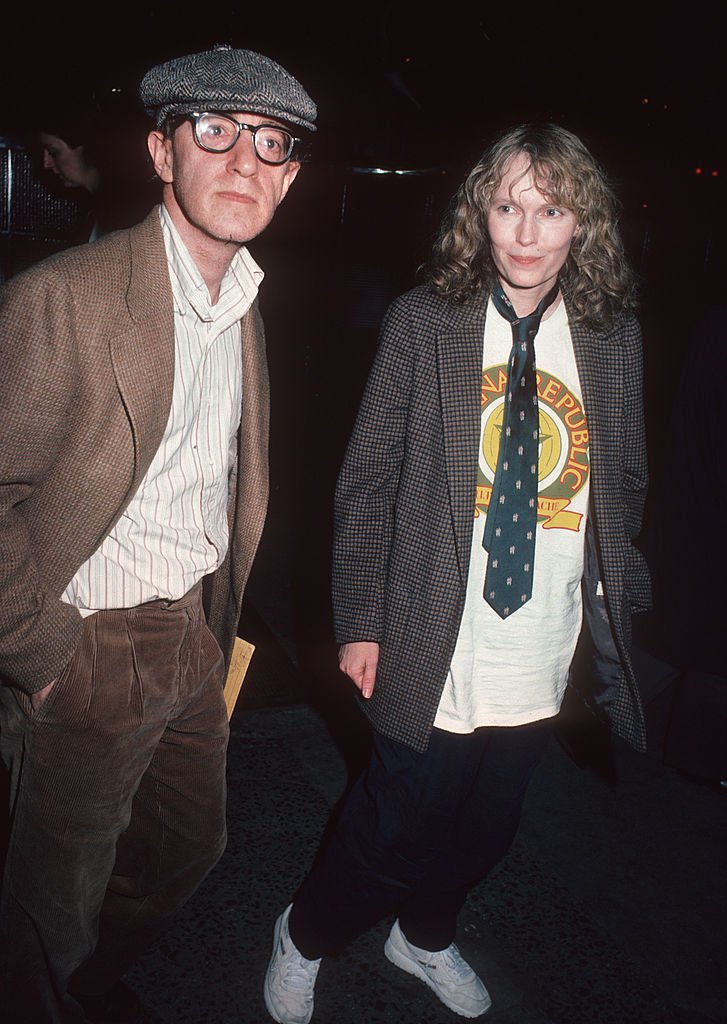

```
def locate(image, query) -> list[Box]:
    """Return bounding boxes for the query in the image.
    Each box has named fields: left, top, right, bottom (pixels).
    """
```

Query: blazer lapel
left=109, top=212, right=176, bottom=500
left=207, top=299, right=270, bottom=643
left=436, top=296, right=487, bottom=583
left=570, top=316, right=624, bottom=542
left=234, top=301, right=269, bottom=580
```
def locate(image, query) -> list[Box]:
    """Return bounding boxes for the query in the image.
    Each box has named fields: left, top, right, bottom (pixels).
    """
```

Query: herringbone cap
left=140, top=43, right=317, bottom=133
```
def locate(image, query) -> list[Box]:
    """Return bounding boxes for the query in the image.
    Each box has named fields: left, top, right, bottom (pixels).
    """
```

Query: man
left=264, top=123, right=650, bottom=1022
left=0, top=43, right=315, bottom=1023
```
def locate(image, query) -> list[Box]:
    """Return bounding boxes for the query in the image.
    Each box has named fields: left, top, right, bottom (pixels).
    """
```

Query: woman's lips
left=509, top=255, right=541, bottom=265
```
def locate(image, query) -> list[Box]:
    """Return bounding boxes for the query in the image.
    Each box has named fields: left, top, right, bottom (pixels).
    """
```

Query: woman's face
left=487, top=152, right=579, bottom=316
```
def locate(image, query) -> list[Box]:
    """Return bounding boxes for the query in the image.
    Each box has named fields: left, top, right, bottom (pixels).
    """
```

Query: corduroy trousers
left=289, top=718, right=551, bottom=959
left=0, top=584, right=229, bottom=1023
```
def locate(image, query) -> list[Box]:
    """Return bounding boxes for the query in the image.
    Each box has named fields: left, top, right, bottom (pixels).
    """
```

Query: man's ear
left=147, top=130, right=174, bottom=184
left=278, top=160, right=301, bottom=205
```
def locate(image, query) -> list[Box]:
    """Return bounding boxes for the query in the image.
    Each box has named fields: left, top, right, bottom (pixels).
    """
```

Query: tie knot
left=491, top=281, right=560, bottom=335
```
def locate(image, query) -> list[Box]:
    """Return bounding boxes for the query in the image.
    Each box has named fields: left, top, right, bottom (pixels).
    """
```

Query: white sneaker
left=384, top=919, right=492, bottom=1018
left=264, top=904, right=321, bottom=1024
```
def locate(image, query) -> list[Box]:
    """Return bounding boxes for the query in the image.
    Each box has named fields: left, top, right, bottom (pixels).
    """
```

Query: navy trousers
left=290, top=719, right=551, bottom=958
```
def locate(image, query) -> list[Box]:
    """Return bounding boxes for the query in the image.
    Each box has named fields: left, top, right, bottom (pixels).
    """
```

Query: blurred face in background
left=39, top=133, right=99, bottom=192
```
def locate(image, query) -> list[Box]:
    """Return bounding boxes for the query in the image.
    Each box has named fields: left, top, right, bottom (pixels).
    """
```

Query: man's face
left=147, top=112, right=300, bottom=255
left=486, top=152, right=579, bottom=315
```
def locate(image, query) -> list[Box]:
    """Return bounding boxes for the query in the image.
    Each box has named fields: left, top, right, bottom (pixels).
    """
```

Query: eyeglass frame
left=172, top=111, right=303, bottom=165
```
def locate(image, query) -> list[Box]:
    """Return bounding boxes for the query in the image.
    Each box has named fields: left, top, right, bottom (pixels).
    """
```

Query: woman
left=264, top=123, right=650, bottom=1023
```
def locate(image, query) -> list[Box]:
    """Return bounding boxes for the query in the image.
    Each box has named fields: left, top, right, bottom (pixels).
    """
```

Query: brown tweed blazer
left=0, top=207, right=269, bottom=694
left=333, top=284, right=651, bottom=753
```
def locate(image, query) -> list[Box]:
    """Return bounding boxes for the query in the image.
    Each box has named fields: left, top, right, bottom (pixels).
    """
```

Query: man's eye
left=200, top=119, right=235, bottom=143
left=260, top=132, right=285, bottom=152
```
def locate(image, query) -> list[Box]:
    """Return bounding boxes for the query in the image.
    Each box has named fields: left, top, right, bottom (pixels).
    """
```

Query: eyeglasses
left=184, top=112, right=299, bottom=164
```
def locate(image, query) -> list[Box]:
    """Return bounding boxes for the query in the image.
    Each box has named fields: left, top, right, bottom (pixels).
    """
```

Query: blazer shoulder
left=1, top=207, right=170, bottom=338
left=2, top=207, right=161, bottom=295
left=385, top=282, right=480, bottom=327
left=606, top=309, right=641, bottom=337
left=569, top=307, right=642, bottom=349
left=599, top=313, right=643, bottom=357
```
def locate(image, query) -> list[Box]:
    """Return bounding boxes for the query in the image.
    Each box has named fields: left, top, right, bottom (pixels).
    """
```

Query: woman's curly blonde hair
left=427, top=123, right=637, bottom=327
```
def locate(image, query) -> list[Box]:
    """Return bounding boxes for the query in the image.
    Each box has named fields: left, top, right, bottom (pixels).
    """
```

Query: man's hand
left=30, top=678, right=57, bottom=712
left=338, top=641, right=379, bottom=699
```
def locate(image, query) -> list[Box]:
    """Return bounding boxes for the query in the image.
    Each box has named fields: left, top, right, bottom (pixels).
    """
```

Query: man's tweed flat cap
left=140, top=44, right=317, bottom=133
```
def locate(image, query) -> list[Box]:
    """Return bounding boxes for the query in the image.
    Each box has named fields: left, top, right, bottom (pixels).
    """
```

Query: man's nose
left=226, top=132, right=258, bottom=175
left=42, top=150, right=54, bottom=170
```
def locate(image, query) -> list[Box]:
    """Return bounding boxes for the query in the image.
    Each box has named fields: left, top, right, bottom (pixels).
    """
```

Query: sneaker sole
left=384, top=936, right=491, bottom=1019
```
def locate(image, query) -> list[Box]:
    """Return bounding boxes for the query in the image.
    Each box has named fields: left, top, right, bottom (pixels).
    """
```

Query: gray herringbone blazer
left=333, top=284, right=651, bottom=752
left=0, top=207, right=269, bottom=694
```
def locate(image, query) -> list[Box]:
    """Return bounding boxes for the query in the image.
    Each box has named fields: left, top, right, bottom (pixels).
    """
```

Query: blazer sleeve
left=621, top=317, right=652, bottom=612
left=0, top=268, right=85, bottom=692
left=332, top=296, right=416, bottom=643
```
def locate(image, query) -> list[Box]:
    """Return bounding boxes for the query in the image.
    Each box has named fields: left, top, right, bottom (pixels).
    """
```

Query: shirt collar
left=159, top=204, right=264, bottom=327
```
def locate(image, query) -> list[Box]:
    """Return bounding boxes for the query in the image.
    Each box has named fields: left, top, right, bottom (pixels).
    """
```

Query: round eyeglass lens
left=254, top=126, right=294, bottom=164
left=196, top=114, right=239, bottom=151
left=195, top=114, right=293, bottom=163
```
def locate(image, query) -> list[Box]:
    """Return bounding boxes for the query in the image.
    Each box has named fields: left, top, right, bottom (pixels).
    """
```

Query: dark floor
left=120, top=604, right=726, bottom=1024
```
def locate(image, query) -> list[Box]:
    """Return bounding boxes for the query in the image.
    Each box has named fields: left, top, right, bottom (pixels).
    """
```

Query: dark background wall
left=1, top=3, right=724, bottom=654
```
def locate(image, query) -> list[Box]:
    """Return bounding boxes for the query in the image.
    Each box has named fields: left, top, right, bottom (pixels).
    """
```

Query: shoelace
left=280, top=965, right=316, bottom=992
left=278, top=941, right=318, bottom=992
left=422, top=946, right=476, bottom=982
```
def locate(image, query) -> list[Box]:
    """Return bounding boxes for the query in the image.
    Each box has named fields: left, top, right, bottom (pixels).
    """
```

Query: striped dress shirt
left=62, top=205, right=263, bottom=612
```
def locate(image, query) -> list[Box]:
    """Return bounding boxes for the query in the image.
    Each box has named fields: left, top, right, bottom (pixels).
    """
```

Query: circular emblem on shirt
left=477, top=366, right=590, bottom=531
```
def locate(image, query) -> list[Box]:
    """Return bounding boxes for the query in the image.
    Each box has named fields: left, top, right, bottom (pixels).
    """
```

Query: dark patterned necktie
left=483, top=280, right=560, bottom=618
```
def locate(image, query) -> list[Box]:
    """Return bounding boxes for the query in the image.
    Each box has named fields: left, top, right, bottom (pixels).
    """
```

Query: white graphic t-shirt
left=434, top=296, right=590, bottom=732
